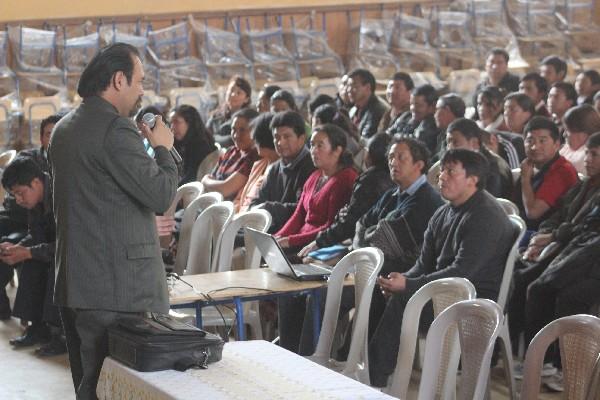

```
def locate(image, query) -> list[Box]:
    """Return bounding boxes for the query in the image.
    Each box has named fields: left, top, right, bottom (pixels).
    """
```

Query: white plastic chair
left=586, top=353, right=600, bottom=400
left=386, top=277, right=477, bottom=400
left=215, top=209, right=272, bottom=273
left=417, top=299, right=504, bottom=400
left=196, top=147, right=220, bottom=181
left=493, top=214, right=526, bottom=400
left=172, top=192, right=223, bottom=276
left=185, top=201, right=234, bottom=275
left=164, top=181, right=204, bottom=217
left=0, top=149, right=16, bottom=167
left=521, top=314, right=600, bottom=400
left=496, top=198, right=519, bottom=216
left=307, top=247, right=384, bottom=384
left=0, top=98, right=12, bottom=149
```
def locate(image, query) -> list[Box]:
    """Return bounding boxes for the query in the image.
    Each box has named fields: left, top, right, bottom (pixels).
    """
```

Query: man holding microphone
left=49, top=43, right=178, bottom=399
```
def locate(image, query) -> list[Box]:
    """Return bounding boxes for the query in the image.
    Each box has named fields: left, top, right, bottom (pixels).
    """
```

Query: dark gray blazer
left=49, top=96, right=178, bottom=313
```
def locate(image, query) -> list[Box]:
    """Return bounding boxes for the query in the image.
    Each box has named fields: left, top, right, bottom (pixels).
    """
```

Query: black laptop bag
left=108, top=313, right=224, bottom=372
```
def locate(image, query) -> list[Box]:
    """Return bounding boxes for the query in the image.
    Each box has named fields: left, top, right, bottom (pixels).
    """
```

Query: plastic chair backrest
left=0, top=149, right=16, bottom=168
left=521, top=314, right=600, bottom=400
left=215, top=209, right=272, bottom=272
left=311, top=247, right=383, bottom=383
left=417, top=299, right=503, bottom=400
left=8, top=25, right=58, bottom=72
left=586, top=353, right=600, bottom=400
left=147, top=21, right=189, bottom=62
left=173, top=192, right=223, bottom=275
left=23, top=96, right=60, bottom=121
left=196, top=148, right=221, bottom=181
left=164, top=181, right=204, bottom=217
left=496, top=198, right=520, bottom=216
left=387, top=277, right=477, bottom=399
left=497, top=215, right=526, bottom=309
left=186, top=201, right=233, bottom=275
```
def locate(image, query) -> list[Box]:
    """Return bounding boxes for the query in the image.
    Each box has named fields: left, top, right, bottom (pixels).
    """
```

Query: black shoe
left=9, top=325, right=49, bottom=348
left=35, top=336, right=67, bottom=357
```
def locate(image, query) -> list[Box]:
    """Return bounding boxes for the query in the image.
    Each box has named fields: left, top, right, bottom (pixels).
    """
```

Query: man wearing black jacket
left=348, top=68, right=389, bottom=138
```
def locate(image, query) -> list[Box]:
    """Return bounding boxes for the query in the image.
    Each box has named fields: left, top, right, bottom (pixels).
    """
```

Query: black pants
left=368, top=290, right=434, bottom=387
left=60, top=307, right=140, bottom=400
left=12, top=260, right=49, bottom=323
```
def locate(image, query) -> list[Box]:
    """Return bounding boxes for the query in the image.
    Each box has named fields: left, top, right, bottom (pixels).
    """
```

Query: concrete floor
left=0, top=283, right=561, bottom=400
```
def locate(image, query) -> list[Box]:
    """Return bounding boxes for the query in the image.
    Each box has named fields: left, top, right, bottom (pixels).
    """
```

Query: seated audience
left=508, top=133, right=600, bottom=380
left=169, top=104, right=217, bottom=185
left=256, top=84, right=281, bottom=113
left=0, top=157, right=65, bottom=356
left=336, top=73, right=353, bottom=112
left=547, top=82, right=577, bottom=133
left=270, top=89, right=299, bottom=113
left=308, top=94, right=336, bottom=119
left=20, top=114, right=62, bottom=173
left=235, top=113, right=278, bottom=213
left=519, top=72, right=549, bottom=117
left=504, top=92, right=535, bottom=136
left=472, top=48, right=520, bottom=115
left=429, top=118, right=513, bottom=198
left=594, top=91, right=600, bottom=114
left=201, top=108, right=259, bottom=200
left=388, top=84, right=440, bottom=155
left=378, top=72, right=414, bottom=133
left=312, top=104, right=361, bottom=158
left=575, top=69, right=600, bottom=106
left=539, top=55, right=567, bottom=87
left=297, top=133, right=394, bottom=257
left=560, top=104, right=600, bottom=175
left=368, top=148, right=515, bottom=387
left=348, top=68, right=389, bottom=138
left=432, top=93, right=466, bottom=160
left=275, top=124, right=358, bottom=252
left=206, top=75, right=252, bottom=147
left=514, top=117, right=579, bottom=231
left=250, top=111, right=315, bottom=233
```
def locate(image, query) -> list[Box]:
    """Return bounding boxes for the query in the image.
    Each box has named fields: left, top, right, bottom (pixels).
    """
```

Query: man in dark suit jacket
left=49, top=43, right=178, bottom=400
left=348, top=68, right=389, bottom=138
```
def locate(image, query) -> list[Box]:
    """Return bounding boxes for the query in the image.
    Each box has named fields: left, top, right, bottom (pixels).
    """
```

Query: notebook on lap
left=246, top=228, right=332, bottom=281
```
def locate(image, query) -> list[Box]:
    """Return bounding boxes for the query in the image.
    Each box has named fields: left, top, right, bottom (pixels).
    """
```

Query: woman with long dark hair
left=170, top=104, right=217, bottom=185
left=206, top=75, right=252, bottom=147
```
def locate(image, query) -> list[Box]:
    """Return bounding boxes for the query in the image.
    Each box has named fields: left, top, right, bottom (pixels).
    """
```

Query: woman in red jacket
left=275, top=123, right=358, bottom=255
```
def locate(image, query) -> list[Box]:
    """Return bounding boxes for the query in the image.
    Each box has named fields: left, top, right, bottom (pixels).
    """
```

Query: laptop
left=246, top=228, right=332, bottom=281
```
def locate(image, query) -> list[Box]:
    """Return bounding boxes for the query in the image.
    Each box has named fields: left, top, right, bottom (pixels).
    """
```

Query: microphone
left=142, top=113, right=183, bottom=164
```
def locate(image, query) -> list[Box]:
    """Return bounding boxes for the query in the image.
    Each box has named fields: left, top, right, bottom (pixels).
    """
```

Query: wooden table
left=97, top=340, right=394, bottom=400
left=169, top=269, right=352, bottom=341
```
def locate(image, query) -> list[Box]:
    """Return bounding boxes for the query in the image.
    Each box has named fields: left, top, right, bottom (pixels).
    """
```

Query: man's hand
left=520, top=158, right=535, bottom=182
left=298, top=241, right=318, bottom=258
left=155, top=215, right=176, bottom=237
left=377, top=272, right=406, bottom=297
left=0, top=245, right=32, bottom=265
left=276, top=236, right=290, bottom=249
left=140, top=115, right=174, bottom=151
left=523, top=233, right=553, bottom=261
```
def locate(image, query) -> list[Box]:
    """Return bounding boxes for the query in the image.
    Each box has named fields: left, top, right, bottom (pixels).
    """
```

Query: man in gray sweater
left=368, top=148, right=515, bottom=387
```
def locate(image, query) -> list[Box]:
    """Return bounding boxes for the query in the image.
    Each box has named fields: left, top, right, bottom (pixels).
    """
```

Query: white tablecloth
left=97, top=340, right=393, bottom=399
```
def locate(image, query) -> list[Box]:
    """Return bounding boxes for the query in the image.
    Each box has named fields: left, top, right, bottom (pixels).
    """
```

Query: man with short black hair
left=472, top=48, right=521, bottom=114
left=250, top=110, right=315, bottom=232
left=368, top=148, right=515, bottom=387
left=378, top=72, right=414, bottom=133
left=432, top=93, right=466, bottom=159
left=387, top=84, right=440, bottom=155
left=519, top=72, right=550, bottom=117
left=20, top=114, right=62, bottom=173
left=539, top=55, right=567, bottom=87
left=348, top=68, right=389, bottom=138
left=547, top=82, right=577, bottom=131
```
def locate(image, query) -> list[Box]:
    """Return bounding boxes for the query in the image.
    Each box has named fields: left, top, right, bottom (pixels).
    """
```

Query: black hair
left=270, top=90, right=297, bottom=111
left=563, top=104, right=600, bottom=135
left=582, top=69, right=600, bottom=86
left=40, top=114, right=62, bottom=140
left=349, top=68, right=376, bottom=93
left=251, top=112, right=275, bottom=150
left=312, top=123, right=353, bottom=168
left=412, top=84, right=438, bottom=107
left=521, top=72, right=548, bottom=96
left=551, top=82, right=577, bottom=105
left=229, top=76, right=252, bottom=103
left=478, top=86, right=505, bottom=106
left=593, top=90, right=600, bottom=103
left=391, top=72, right=415, bottom=91
left=540, top=55, right=567, bottom=77
left=2, top=157, right=44, bottom=191
left=441, top=148, right=489, bottom=190
left=524, top=116, right=561, bottom=142
left=77, top=42, right=140, bottom=98
left=171, top=104, right=215, bottom=147
left=447, top=118, right=482, bottom=144
left=587, top=131, right=600, bottom=148
left=489, top=48, right=510, bottom=63
left=438, top=93, right=466, bottom=118
left=504, top=92, right=536, bottom=115
left=270, top=110, right=306, bottom=137
left=262, top=85, right=282, bottom=100
left=390, top=136, right=431, bottom=174
left=366, top=133, right=392, bottom=169
left=313, top=104, right=360, bottom=142
left=309, top=94, right=335, bottom=115
left=232, top=107, right=259, bottom=122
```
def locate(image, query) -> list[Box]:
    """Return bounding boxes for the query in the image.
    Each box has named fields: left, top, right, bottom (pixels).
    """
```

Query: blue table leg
left=234, top=298, right=246, bottom=340
left=195, top=303, right=203, bottom=329
left=312, top=289, right=322, bottom=348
